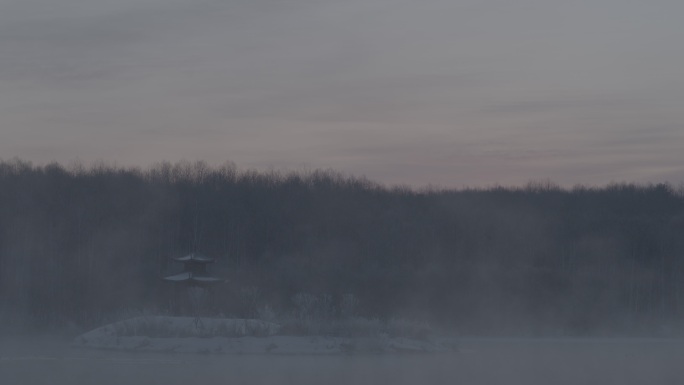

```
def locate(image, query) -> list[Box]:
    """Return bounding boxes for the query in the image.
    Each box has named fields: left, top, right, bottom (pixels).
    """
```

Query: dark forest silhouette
left=1, top=158, right=684, bottom=336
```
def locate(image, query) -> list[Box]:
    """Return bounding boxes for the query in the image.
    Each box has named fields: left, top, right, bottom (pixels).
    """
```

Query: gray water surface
left=2, top=336, right=684, bottom=385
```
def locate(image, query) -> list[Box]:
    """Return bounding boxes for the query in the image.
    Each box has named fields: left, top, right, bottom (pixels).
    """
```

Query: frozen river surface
left=2, top=336, right=684, bottom=384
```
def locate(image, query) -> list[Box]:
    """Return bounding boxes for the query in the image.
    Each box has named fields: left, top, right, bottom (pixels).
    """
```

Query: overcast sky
left=1, top=0, right=683, bottom=187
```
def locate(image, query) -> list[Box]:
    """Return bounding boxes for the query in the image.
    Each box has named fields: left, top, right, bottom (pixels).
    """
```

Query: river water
left=2, top=336, right=684, bottom=384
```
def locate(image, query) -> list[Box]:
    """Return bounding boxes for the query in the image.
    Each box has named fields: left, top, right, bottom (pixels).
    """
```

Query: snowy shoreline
left=73, top=317, right=453, bottom=355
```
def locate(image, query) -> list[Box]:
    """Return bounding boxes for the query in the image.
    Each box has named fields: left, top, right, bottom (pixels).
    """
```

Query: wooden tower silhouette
left=163, top=252, right=222, bottom=320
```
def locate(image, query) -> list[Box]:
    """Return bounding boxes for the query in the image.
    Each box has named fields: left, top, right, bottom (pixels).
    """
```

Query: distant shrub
left=277, top=315, right=431, bottom=339
left=269, top=292, right=432, bottom=339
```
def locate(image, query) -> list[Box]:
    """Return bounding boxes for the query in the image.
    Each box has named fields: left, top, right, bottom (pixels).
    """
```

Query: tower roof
left=172, top=252, right=215, bottom=263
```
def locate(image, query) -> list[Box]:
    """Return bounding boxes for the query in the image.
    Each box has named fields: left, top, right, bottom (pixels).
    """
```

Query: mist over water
left=3, top=336, right=684, bottom=385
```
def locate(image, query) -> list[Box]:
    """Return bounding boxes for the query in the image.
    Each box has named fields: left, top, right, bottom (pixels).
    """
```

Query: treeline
left=1, top=158, right=684, bottom=336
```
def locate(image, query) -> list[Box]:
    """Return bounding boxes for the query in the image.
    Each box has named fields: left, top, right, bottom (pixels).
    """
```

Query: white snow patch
left=73, top=317, right=452, bottom=355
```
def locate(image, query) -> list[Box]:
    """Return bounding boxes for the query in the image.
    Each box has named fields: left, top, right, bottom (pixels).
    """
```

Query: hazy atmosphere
left=2, top=0, right=684, bottom=187
left=3, top=1, right=684, bottom=384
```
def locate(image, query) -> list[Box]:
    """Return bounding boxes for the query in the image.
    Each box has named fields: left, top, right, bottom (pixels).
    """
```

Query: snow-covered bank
left=73, top=317, right=451, bottom=355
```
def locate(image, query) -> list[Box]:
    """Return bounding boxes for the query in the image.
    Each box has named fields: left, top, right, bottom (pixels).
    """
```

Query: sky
left=1, top=0, right=683, bottom=188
